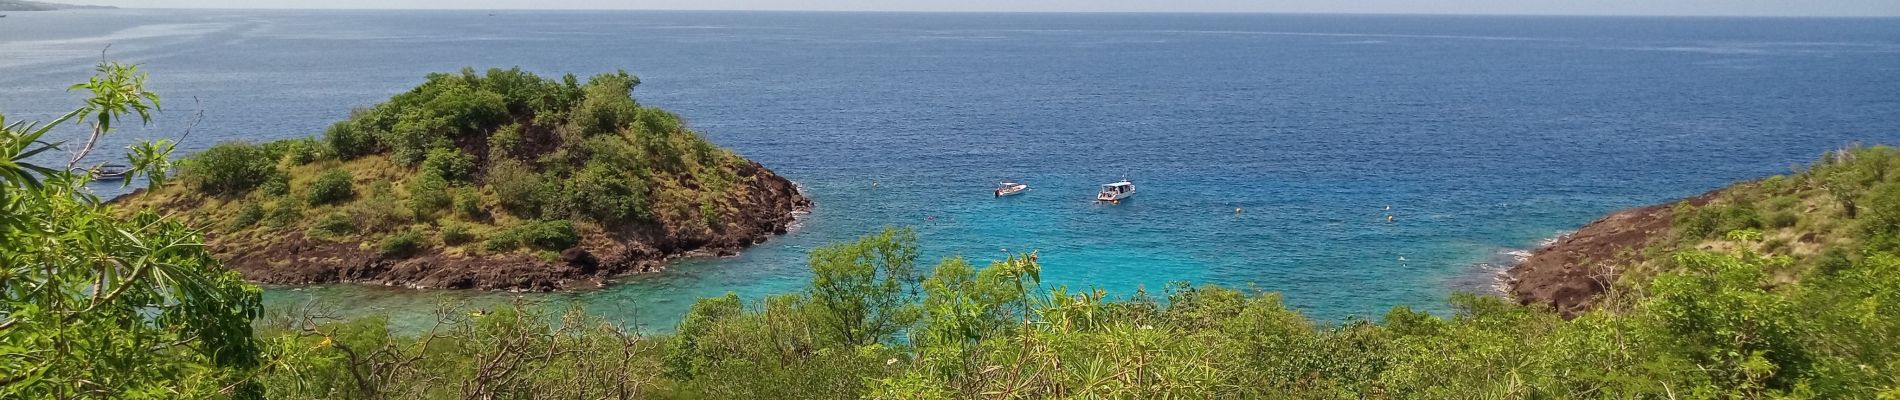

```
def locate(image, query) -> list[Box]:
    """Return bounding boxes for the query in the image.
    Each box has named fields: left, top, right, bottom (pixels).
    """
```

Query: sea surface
left=3, top=10, right=1897, bottom=331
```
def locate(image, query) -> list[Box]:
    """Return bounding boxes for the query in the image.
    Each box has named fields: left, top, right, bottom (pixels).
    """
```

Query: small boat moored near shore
left=1096, top=179, right=1135, bottom=202
left=86, top=164, right=132, bottom=181
left=995, top=181, right=1028, bottom=197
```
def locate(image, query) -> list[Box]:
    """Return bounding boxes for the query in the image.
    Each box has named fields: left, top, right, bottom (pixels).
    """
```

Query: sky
left=62, top=0, right=1900, bottom=17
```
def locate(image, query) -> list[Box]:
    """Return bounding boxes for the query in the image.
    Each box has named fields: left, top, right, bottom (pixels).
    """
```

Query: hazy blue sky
left=70, top=0, right=1900, bottom=17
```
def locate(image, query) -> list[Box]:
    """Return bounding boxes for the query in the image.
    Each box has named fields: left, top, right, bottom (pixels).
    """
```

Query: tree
left=806, top=227, right=923, bottom=347
left=0, top=62, right=263, bottom=399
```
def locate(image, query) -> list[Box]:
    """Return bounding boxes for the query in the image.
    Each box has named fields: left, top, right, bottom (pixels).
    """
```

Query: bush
left=407, top=173, right=452, bottom=219
left=567, top=160, right=649, bottom=224
left=324, top=119, right=377, bottom=159
left=351, top=182, right=409, bottom=232
left=1768, top=211, right=1800, bottom=229
left=230, top=202, right=264, bottom=230
left=488, top=159, right=548, bottom=218
left=263, top=137, right=322, bottom=166
left=421, top=147, right=477, bottom=183
left=441, top=222, right=476, bottom=245
left=1769, top=195, right=1801, bottom=211
left=308, top=212, right=355, bottom=238
left=486, top=219, right=579, bottom=252
left=259, top=173, right=291, bottom=197
left=574, top=72, right=641, bottom=135
left=378, top=229, right=426, bottom=257
left=488, top=123, right=524, bottom=159
left=306, top=168, right=356, bottom=206
left=264, top=200, right=301, bottom=228
left=452, top=186, right=484, bottom=219
left=1676, top=203, right=1763, bottom=241
left=185, top=142, right=278, bottom=195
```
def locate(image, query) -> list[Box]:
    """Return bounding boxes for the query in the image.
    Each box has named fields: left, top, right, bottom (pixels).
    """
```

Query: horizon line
left=42, top=6, right=1900, bottom=19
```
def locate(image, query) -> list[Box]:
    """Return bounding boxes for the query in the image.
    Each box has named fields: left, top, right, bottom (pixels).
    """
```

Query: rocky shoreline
left=203, top=161, right=809, bottom=292
left=1503, top=189, right=1720, bottom=317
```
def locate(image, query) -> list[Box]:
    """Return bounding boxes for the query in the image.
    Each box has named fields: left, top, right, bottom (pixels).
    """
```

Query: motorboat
left=994, top=181, right=1028, bottom=197
left=1096, top=180, right=1134, bottom=202
left=88, top=164, right=132, bottom=181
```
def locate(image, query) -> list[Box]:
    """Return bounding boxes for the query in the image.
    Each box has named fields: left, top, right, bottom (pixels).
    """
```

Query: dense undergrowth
left=5, top=65, right=1900, bottom=399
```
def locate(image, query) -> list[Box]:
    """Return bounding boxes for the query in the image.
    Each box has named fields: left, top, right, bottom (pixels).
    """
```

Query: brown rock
left=1507, top=189, right=1720, bottom=318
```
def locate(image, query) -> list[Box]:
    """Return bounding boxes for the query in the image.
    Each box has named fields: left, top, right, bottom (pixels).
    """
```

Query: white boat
left=85, top=164, right=132, bottom=181
left=1096, top=180, right=1135, bottom=202
left=994, top=181, right=1028, bottom=197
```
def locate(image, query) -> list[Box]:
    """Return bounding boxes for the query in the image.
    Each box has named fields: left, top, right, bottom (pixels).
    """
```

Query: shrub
left=306, top=168, right=356, bottom=206
left=185, top=141, right=278, bottom=195
left=1759, top=175, right=1791, bottom=194
left=441, top=222, right=476, bottom=245
left=1769, top=195, right=1801, bottom=211
left=481, top=235, right=517, bottom=252
left=567, top=160, right=649, bottom=224
left=229, top=202, right=264, bottom=230
left=264, top=200, right=302, bottom=228
left=263, top=137, right=322, bottom=166
left=259, top=173, right=291, bottom=197
left=452, top=186, right=484, bottom=219
left=488, top=123, right=524, bottom=159
left=421, top=147, right=477, bottom=183
left=374, top=79, right=509, bottom=164
left=574, top=72, right=641, bottom=135
left=351, top=182, right=409, bottom=232
left=1676, top=203, right=1763, bottom=241
left=285, top=138, right=322, bottom=164
left=308, top=212, right=355, bottom=238
left=1768, top=211, right=1799, bottom=229
left=486, top=219, right=579, bottom=252
left=407, top=173, right=452, bottom=219
left=378, top=229, right=426, bottom=258
left=516, top=219, right=579, bottom=250
left=325, top=119, right=377, bottom=159
left=488, top=159, right=548, bottom=218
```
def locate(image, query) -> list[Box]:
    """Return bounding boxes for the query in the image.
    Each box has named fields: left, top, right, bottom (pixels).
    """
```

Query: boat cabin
left=1097, top=180, right=1135, bottom=201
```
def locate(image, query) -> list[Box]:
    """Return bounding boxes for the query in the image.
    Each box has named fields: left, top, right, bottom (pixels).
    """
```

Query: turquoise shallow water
left=2, top=10, right=1897, bottom=331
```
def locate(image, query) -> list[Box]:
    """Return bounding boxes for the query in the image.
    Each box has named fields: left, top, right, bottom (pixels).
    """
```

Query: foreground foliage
left=1, top=63, right=263, bottom=399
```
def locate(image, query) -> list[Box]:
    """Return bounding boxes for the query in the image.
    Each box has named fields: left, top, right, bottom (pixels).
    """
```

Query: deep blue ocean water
left=3, top=10, right=1897, bottom=330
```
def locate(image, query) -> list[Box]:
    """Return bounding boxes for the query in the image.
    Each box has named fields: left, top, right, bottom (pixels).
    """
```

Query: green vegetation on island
left=5, top=65, right=1900, bottom=399
left=117, top=67, right=808, bottom=290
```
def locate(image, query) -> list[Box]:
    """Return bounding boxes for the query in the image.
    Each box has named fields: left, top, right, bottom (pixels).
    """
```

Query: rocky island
left=116, top=68, right=810, bottom=291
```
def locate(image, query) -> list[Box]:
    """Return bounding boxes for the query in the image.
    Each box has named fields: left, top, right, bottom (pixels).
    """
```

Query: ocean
left=2, top=10, right=1896, bottom=330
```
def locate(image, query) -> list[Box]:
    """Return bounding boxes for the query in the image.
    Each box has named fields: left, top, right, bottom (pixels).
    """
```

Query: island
left=0, top=1, right=114, bottom=11
left=114, top=68, right=810, bottom=291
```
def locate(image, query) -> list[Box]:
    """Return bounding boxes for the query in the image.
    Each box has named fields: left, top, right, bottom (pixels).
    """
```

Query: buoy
left=1235, top=207, right=1243, bottom=214
left=1386, top=214, right=1394, bottom=222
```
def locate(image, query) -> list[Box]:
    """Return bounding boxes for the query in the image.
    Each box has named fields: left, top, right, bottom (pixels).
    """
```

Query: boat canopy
left=1101, top=181, right=1133, bottom=189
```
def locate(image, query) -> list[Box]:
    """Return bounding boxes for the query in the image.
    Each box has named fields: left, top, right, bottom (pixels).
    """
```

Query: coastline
left=127, top=164, right=812, bottom=292
left=1503, top=189, right=1721, bottom=317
